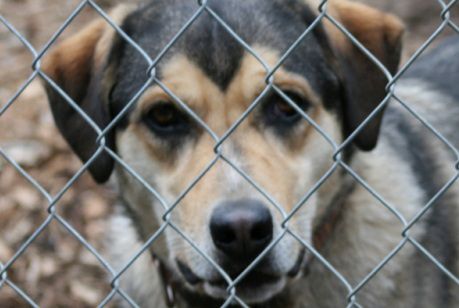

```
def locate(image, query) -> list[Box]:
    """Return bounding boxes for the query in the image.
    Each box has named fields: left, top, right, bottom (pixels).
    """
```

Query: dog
left=42, top=0, right=459, bottom=307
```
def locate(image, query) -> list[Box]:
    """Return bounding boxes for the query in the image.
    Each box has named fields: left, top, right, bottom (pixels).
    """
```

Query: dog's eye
left=144, top=103, right=189, bottom=135
left=273, top=98, right=298, bottom=119
left=265, top=91, right=310, bottom=125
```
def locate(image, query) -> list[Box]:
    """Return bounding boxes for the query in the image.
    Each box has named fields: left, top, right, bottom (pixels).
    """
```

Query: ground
left=0, top=0, right=457, bottom=307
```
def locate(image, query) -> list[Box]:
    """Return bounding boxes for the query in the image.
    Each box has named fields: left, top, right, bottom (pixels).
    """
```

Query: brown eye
left=273, top=99, right=298, bottom=119
left=265, top=91, right=310, bottom=125
left=150, top=104, right=177, bottom=126
left=143, top=103, right=190, bottom=135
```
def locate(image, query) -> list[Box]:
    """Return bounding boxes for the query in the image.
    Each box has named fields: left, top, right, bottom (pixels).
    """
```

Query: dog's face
left=43, top=0, right=403, bottom=304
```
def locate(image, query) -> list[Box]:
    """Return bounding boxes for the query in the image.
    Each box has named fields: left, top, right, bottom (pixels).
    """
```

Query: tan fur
left=42, top=21, right=105, bottom=81
left=324, top=0, right=404, bottom=63
left=134, top=47, right=321, bottom=133
left=42, top=4, right=136, bottom=83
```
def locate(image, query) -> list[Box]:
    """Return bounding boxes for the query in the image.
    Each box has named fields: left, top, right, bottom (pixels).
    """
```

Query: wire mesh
left=1, top=0, right=458, bottom=307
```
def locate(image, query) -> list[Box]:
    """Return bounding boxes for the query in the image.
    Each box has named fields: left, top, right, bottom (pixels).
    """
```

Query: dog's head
left=42, top=0, right=403, bottom=304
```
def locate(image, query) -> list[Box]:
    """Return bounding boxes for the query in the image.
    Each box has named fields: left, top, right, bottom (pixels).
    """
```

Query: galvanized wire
left=0, top=0, right=458, bottom=307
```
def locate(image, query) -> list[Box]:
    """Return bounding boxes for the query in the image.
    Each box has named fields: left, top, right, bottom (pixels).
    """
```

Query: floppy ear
left=324, top=0, right=404, bottom=150
left=42, top=5, right=134, bottom=183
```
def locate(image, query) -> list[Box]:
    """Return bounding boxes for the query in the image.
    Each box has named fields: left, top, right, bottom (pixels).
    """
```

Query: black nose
left=210, top=199, right=273, bottom=260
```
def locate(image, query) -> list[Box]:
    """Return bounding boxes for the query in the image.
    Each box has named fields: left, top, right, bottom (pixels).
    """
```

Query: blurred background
left=0, top=0, right=458, bottom=306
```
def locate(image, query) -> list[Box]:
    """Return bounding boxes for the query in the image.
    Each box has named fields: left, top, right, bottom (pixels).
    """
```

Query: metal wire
left=0, top=0, right=458, bottom=307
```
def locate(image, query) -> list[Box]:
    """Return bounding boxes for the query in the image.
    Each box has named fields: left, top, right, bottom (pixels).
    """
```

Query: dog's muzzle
left=174, top=247, right=306, bottom=304
left=171, top=198, right=307, bottom=304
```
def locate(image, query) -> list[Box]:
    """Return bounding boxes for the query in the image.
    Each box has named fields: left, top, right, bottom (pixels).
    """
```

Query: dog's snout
left=210, top=199, right=273, bottom=259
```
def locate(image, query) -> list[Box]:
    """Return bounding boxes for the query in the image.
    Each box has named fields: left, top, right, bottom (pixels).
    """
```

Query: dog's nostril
left=251, top=223, right=272, bottom=242
left=212, top=224, right=237, bottom=245
left=210, top=199, right=273, bottom=259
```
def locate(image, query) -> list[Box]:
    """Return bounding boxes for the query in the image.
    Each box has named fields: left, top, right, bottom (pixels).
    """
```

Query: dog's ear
left=42, top=5, right=134, bottom=183
left=323, top=0, right=404, bottom=150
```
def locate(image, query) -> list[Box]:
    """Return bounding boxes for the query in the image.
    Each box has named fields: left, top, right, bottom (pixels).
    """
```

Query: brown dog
left=42, top=0, right=459, bottom=307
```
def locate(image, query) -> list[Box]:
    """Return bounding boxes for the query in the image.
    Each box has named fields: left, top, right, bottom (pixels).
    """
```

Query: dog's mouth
left=207, top=269, right=281, bottom=289
left=176, top=249, right=306, bottom=303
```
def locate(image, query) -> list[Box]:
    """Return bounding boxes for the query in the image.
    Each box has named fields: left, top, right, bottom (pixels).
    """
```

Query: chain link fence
left=1, top=0, right=458, bottom=307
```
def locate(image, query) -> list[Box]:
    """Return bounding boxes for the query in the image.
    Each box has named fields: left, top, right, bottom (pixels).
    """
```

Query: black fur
left=109, top=0, right=342, bottom=128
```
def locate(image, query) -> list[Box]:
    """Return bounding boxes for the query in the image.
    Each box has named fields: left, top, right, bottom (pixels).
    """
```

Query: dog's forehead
left=112, top=0, right=339, bottom=111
